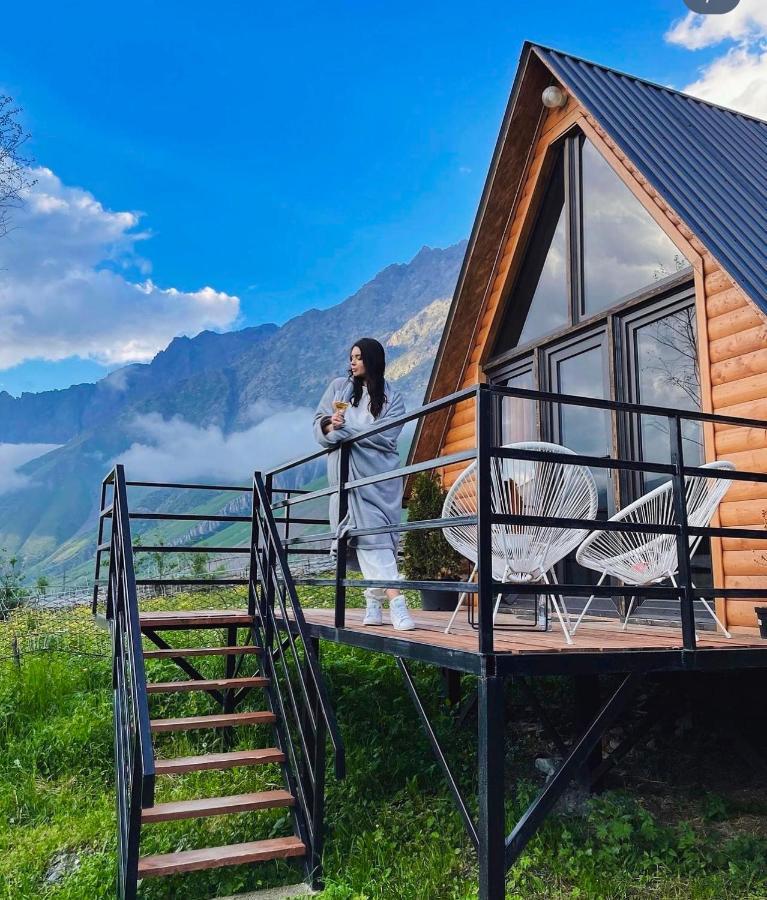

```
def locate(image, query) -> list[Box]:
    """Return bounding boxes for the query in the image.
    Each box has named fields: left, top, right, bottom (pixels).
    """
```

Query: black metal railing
left=251, top=472, right=345, bottom=883
left=95, top=471, right=344, bottom=890
left=265, top=382, right=767, bottom=655
left=99, top=465, right=155, bottom=900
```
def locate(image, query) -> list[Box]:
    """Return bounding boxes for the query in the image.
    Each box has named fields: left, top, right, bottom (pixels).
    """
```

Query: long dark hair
left=349, top=337, right=387, bottom=418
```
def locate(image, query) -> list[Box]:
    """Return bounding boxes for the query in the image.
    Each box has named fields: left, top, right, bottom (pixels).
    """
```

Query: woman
left=313, top=338, right=415, bottom=631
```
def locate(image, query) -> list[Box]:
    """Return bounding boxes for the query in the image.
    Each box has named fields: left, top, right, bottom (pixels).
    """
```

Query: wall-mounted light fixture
left=541, top=85, right=568, bottom=109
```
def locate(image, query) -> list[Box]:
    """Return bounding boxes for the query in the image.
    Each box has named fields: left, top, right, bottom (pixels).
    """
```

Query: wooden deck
left=297, top=607, right=767, bottom=676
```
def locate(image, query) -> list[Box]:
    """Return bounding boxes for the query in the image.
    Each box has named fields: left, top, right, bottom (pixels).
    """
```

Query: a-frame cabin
left=411, top=42, right=767, bottom=630
left=95, top=42, right=767, bottom=900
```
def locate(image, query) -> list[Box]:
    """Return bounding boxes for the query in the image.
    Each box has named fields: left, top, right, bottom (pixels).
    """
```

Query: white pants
left=356, top=547, right=401, bottom=602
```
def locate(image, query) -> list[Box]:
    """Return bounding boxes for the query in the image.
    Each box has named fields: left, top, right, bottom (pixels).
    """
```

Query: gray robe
left=313, top=376, right=406, bottom=553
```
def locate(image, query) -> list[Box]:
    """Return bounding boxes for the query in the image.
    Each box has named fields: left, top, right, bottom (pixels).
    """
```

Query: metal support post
left=334, top=443, right=350, bottom=629
left=478, top=671, right=506, bottom=899
left=668, top=416, right=697, bottom=651
left=476, top=385, right=495, bottom=655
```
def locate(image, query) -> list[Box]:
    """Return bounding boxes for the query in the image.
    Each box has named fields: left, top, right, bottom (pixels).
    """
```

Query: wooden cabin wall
left=435, top=93, right=767, bottom=627
left=705, top=262, right=767, bottom=626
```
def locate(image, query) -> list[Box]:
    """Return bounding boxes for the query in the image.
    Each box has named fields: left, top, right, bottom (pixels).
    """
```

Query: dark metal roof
left=534, top=45, right=767, bottom=316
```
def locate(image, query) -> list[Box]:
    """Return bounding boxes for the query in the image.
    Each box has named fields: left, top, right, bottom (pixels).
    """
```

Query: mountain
left=0, top=241, right=466, bottom=582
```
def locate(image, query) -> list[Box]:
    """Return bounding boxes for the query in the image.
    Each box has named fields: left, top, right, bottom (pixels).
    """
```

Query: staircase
left=96, top=465, right=344, bottom=899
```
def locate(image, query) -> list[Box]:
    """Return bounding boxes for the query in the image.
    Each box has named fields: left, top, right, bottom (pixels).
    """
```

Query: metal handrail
left=104, top=464, right=155, bottom=900
left=263, top=382, right=767, bottom=655
left=252, top=472, right=345, bottom=778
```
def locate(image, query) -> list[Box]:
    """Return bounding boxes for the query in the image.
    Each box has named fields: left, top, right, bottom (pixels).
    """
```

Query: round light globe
left=542, top=86, right=567, bottom=109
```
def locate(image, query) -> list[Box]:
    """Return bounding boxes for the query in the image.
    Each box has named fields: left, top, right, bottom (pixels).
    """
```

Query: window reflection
left=518, top=207, right=568, bottom=345
left=581, top=139, right=689, bottom=315
left=554, top=345, right=611, bottom=515
left=501, top=368, right=536, bottom=445
left=633, top=305, right=702, bottom=492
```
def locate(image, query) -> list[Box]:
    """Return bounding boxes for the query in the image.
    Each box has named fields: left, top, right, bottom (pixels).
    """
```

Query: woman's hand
left=330, top=411, right=346, bottom=429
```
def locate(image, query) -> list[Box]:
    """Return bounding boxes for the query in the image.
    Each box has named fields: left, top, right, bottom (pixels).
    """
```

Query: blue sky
left=0, top=0, right=764, bottom=395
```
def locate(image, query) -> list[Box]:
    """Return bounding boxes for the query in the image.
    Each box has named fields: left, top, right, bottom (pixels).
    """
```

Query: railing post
left=248, top=472, right=261, bottom=619
left=93, top=477, right=109, bottom=614
left=264, top=472, right=276, bottom=650
left=669, top=416, right=697, bottom=651
left=334, top=442, right=350, bottom=629
left=476, top=384, right=495, bottom=655
left=308, top=636, right=326, bottom=889
left=477, top=670, right=506, bottom=899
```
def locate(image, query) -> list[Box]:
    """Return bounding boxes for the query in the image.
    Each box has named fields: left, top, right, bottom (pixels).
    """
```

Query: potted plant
left=402, top=472, right=468, bottom=611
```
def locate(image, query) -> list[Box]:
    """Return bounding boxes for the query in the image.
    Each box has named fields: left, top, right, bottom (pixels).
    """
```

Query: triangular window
left=491, top=132, right=691, bottom=358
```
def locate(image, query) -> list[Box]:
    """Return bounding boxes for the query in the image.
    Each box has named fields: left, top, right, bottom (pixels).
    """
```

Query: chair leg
left=549, top=593, right=573, bottom=645
left=546, top=569, right=572, bottom=628
left=571, top=572, right=607, bottom=636
left=690, top=579, right=731, bottom=638
left=444, top=593, right=466, bottom=635
left=622, top=596, right=636, bottom=631
left=444, top=565, right=476, bottom=634
left=493, top=593, right=503, bottom=622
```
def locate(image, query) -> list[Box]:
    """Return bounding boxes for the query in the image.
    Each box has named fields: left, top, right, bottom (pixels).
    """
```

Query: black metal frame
left=267, top=381, right=767, bottom=655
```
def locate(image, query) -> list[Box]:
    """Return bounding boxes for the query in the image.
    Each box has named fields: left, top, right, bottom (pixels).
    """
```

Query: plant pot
left=419, top=587, right=457, bottom=612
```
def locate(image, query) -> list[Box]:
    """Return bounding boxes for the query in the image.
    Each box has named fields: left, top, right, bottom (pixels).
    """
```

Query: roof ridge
left=528, top=41, right=767, bottom=128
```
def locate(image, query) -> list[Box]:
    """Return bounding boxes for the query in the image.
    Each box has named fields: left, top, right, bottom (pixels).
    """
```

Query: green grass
left=2, top=598, right=767, bottom=898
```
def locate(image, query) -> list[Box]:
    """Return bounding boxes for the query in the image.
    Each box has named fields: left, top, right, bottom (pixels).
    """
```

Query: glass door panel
left=624, top=300, right=702, bottom=495
left=544, top=331, right=613, bottom=589
left=622, top=295, right=710, bottom=589
left=546, top=335, right=612, bottom=518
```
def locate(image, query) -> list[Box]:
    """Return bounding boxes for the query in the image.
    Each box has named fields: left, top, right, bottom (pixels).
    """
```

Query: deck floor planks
left=294, top=608, right=765, bottom=656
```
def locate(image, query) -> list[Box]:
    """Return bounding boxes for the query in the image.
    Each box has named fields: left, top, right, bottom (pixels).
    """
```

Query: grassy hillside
left=2, top=598, right=767, bottom=898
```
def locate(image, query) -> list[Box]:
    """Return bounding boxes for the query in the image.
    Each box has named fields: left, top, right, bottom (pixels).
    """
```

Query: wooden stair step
left=139, top=610, right=253, bottom=630
left=146, top=676, right=269, bottom=694
left=138, top=835, right=305, bottom=877
left=144, top=645, right=261, bottom=659
left=142, top=789, right=294, bottom=823
left=154, top=747, right=285, bottom=774
left=150, top=711, right=276, bottom=732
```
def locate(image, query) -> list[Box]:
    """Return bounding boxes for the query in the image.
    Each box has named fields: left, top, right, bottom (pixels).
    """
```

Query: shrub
left=402, top=473, right=467, bottom=582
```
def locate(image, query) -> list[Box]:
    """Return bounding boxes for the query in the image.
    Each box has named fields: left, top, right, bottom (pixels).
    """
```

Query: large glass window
left=581, top=140, right=688, bottom=316
left=491, top=130, right=692, bottom=360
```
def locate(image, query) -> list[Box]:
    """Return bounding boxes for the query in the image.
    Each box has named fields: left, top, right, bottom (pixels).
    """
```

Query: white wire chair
left=441, top=441, right=599, bottom=645
left=573, top=460, right=735, bottom=636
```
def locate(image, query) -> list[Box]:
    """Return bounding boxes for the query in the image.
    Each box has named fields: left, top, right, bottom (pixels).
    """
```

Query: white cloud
left=665, top=0, right=767, bottom=119
left=0, top=167, right=240, bottom=369
left=118, top=408, right=317, bottom=483
left=0, top=443, right=59, bottom=495
left=666, top=2, right=767, bottom=50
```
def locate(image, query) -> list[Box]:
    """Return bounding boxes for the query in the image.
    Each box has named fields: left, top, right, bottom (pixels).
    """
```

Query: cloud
left=665, top=0, right=767, bottom=119
left=0, top=442, right=59, bottom=495
left=0, top=167, right=239, bottom=370
left=118, top=408, right=317, bottom=483
left=666, top=2, right=767, bottom=50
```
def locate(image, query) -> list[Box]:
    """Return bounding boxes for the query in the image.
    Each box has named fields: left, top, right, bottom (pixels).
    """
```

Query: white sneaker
left=389, top=596, right=415, bottom=631
left=363, top=596, right=383, bottom=626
